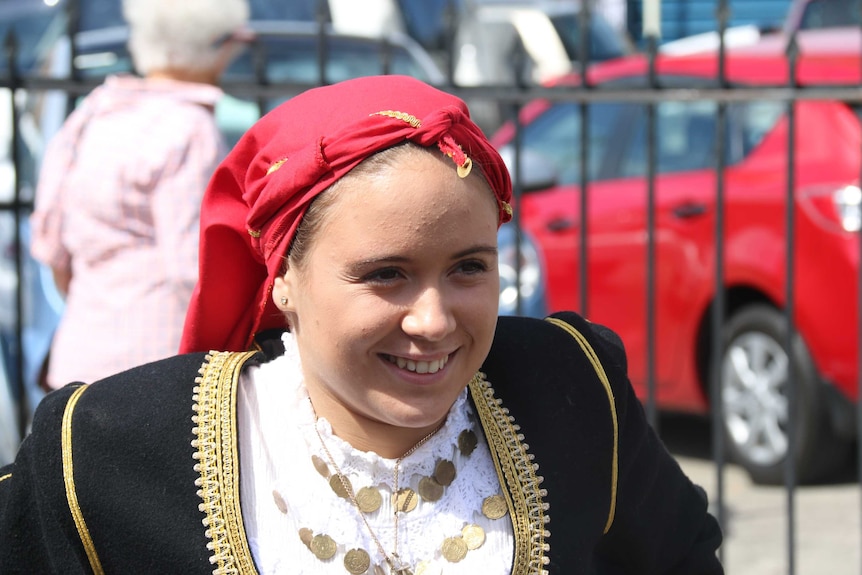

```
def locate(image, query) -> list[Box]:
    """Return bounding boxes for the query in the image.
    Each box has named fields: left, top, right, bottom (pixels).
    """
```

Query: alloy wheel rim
left=721, top=331, right=789, bottom=466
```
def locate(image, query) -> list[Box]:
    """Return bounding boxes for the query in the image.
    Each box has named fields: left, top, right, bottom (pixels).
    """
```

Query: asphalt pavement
left=662, top=414, right=861, bottom=575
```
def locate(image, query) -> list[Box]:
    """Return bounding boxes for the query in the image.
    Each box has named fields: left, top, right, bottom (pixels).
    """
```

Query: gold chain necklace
left=312, top=403, right=445, bottom=575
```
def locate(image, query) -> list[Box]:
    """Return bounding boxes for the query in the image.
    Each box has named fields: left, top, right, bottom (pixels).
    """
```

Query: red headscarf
left=180, top=75, right=513, bottom=353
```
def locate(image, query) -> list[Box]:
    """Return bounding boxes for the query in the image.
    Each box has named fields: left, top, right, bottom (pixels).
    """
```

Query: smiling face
left=273, top=145, right=500, bottom=454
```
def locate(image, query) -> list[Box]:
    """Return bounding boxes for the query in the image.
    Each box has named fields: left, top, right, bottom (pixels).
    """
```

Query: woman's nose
left=401, top=287, right=456, bottom=341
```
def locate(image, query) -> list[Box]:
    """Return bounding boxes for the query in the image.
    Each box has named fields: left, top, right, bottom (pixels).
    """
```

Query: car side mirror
left=498, top=146, right=559, bottom=193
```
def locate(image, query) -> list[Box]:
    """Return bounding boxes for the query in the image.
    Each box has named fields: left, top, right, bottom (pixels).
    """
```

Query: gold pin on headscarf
left=438, top=135, right=472, bottom=178
left=266, top=158, right=288, bottom=175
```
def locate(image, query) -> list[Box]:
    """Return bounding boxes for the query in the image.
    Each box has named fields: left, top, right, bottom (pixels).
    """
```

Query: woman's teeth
left=388, top=354, right=449, bottom=374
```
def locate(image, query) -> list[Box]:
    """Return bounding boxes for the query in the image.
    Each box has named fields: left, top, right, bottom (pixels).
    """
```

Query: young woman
left=1, top=75, right=723, bottom=574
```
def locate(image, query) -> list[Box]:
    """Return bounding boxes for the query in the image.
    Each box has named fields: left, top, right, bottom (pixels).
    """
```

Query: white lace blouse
left=238, top=332, right=515, bottom=574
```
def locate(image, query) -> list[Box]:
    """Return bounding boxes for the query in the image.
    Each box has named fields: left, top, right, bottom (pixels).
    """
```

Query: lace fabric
left=239, top=331, right=514, bottom=574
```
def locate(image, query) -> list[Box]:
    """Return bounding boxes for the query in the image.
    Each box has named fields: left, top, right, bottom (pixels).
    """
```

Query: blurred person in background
left=29, top=0, right=250, bottom=389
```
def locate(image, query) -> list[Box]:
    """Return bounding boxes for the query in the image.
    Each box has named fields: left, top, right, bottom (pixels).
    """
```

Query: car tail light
left=834, top=185, right=862, bottom=232
left=799, top=184, right=861, bottom=233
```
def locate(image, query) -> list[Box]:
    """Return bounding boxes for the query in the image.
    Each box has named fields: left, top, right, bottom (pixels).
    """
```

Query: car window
left=0, top=3, right=65, bottom=74
left=621, top=101, right=718, bottom=177
left=397, top=0, right=464, bottom=51
left=225, top=36, right=433, bottom=87
left=519, top=101, right=633, bottom=185
left=620, top=99, right=784, bottom=177
left=550, top=12, right=628, bottom=63
left=218, top=35, right=437, bottom=145
left=0, top=0, right=125, bottom=76
left=249, top=0, right=328, bottom=21
left=799, top=0, right=860, bottom=29
left=738, top=101, right=784, bottom=156
left=78, top=0, right=125, bottom=32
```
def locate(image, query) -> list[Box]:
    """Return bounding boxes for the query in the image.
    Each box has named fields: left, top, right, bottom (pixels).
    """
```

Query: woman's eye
left=456, top=259, right=489, bottom=275
left=363, top=267, right=403, bottom=283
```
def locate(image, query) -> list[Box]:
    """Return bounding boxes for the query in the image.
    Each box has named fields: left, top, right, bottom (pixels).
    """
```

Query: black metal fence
left=1, top=1, right=860, bottom=573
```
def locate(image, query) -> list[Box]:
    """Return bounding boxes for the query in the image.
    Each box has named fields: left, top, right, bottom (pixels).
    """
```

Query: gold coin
left=298, top=527, right=313, bottom=548
left=392, top=488, right=418, bottom=513
left=433, top=460, right=456, bottom=486
left=344, top=548, right=371, bottom=574
left=271, top=489, right=288, bottom=514
left=311, top=454, right=331, bottom=478
left=356, top=486, right=383, bottom=513
left=482, top=494, right=509, bottom=519
left=310, top=533, right=337, bottom=560
left=441, top=536, right=468, bottom=562
left=417, top=476, right=444, bottom=502
left=461, top=524, right=486, bottom=550
left=329, top=474, right=352, bottom=499
left=457, top=158, right=473, bottom=178
left=458, top=429, right=478, bottom=456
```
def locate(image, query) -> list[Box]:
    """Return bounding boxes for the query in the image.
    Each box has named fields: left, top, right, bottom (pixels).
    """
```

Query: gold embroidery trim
left=61, top=384, right=105, bottom=575
left=468, top=373, right=549, bottom=575
left=0, top=473, right=11, bottom=483
left=371, top=110, right=422, bottom=128
left=192, top=350, right=259, bottom=575
left=544, top=317, right=618, bottom=534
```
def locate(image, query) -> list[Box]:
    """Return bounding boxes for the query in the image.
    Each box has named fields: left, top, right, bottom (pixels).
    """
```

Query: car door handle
left=673, top=202, right=709, bottom=219
left=547, top=217, right=577, bottom=232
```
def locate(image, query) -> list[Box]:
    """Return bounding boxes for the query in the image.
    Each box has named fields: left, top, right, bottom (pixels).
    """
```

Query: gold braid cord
left=468, top=373, right=550, bottom=575
left=62, top=384, right=105, bottom=575
left=544, top=318, right=618, bottom=534
left=192, top=351, right=260, bottom=575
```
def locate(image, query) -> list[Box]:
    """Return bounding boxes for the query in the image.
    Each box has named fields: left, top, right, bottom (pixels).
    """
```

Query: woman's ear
left=272, top=275, right=292, bottom=312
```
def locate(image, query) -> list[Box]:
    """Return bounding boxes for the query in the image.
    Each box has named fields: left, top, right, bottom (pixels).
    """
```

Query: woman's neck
left=307, top=390, right=447, bottom=459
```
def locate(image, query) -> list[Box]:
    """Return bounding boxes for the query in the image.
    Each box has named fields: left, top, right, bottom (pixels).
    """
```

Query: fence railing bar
left=644, top=29, right=659, bottom=432
left=4, top=75, right=862, bottom=105
left=577, top=1, right=592, bottom=317
left=3, top=30, right=26, bottom=442
left=784, top=32, right=800, bottom=575
left=711, top=0, right=730, bottom=564
left=857, top=8, right=862, bottom=575
left=511, top=100, right=524, bottom=317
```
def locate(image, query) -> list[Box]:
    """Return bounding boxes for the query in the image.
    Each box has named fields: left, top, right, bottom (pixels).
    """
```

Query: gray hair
left=123, top=0, right=250, bottom=75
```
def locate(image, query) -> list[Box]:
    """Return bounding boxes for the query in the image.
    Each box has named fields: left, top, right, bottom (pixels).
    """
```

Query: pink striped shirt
left=30, top=75, right=227, bottom=388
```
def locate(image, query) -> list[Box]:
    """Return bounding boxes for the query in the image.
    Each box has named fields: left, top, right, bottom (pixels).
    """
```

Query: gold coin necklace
left=312, top=405, right=444, bottom=575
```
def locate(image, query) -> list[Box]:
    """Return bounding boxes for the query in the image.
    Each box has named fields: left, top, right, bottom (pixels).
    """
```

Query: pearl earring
left=280, top=296, right=288, bottom=306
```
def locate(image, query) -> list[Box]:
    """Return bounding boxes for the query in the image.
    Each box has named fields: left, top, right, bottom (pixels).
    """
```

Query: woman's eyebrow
left=344, top=245, right=498, bottom=271
left=452, top=245, right=498, bottom=259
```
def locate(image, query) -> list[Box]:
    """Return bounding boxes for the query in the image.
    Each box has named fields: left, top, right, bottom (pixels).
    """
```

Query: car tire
left=717, top=304, right=849, bottom=485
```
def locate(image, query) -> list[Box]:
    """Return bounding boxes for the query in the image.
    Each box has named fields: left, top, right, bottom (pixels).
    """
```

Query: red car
left=492, top=28, right=861, bottom=484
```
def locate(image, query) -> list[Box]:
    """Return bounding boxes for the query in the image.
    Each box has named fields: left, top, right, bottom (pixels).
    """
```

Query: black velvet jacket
left=0, top=312, right=724, bottom=574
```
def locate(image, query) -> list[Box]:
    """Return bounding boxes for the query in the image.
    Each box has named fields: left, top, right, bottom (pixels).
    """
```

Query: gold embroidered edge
left=0, top=473, right=11, bottom=483
left=468, top=372, right=549, bottom=575
left=192, top=350, right=260, bottom=575
left=544, top=317, right=619, bottom=533
left=61, top=384, right=105, bottom=575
